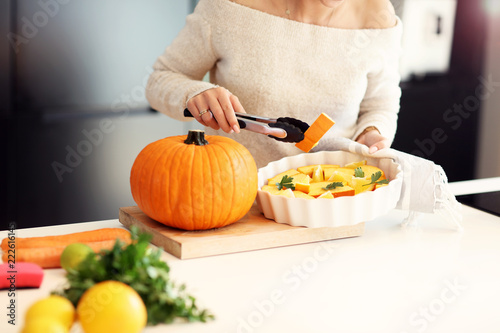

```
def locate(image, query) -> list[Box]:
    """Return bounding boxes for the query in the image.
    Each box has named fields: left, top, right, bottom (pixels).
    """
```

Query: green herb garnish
left=354, top=167, right=365, bottom=178
left=276, top=175, right=295, bottom=190
left=53, top=227, right=214, bottom=325
left=363, top=171, right=389, bottom=186
left=322, top=182, right=344, bottom=191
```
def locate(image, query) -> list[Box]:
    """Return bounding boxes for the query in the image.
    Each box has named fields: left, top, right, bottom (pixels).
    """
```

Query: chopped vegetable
left=1, top=240, right=127, bottom=269
left=276, top=175, right=295, bottom=190
left=1, top=228, right=131, bottom=251
left=295, top=113, right=335, bottom=153
left=354, top=167, right=365, bottom=178
left=364, top=171, right=389, bottom=186
left=322, top=182, right=344, bottom=191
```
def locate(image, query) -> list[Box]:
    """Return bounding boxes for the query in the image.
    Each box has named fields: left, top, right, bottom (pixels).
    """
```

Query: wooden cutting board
left=118, top=205, right=364, bottom=259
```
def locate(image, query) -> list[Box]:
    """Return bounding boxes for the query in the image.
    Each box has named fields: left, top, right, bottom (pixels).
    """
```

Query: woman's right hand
left=186, top=87, right=245, bottom=133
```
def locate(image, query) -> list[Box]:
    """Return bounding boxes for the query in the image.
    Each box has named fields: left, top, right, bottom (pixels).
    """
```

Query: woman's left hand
left=356, top=129, right=390, bottom=154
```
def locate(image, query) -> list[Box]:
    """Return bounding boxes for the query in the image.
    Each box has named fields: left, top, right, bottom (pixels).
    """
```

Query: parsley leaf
left=354, top=167, right=365, bottom=178
left=276, top=175, right=295, bottom=190
left=52, top=226, right=214, bottom=325
left=322, top=182, right=344, bottom=191
left=363, top=171, right=390, bottom=186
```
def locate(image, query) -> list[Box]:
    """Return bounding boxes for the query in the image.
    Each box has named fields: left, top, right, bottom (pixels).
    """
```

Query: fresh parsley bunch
left=54, top=227, right=213, bottom=325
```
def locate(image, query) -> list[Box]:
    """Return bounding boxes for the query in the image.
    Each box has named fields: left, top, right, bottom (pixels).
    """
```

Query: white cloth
left=324, top=137, right=463, bottom=231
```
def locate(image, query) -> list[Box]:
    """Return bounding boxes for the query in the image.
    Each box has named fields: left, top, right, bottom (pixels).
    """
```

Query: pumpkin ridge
left=188, top=142, right=200, bottom=230
left=209, top=141, right=225, bottom=228
left=133, top=139, right=171, bottom=217
left=156, top=140, right=178, bottom=222
left=220, top=141, right=240, bottom=225
left=147, top=140, right=180, bottom=222
left=203, top=140, right=217, bottom=229
left=201, top=145, right=214, bottom=230
left=173, top=142, right=195, bottom=229
left=232, top=145, right=252, bottom=222
left=131, top=140, right=157, bottom=209
left=164, top=142, right=182, bottom=227
left=213, top=141, right=233, bottom=226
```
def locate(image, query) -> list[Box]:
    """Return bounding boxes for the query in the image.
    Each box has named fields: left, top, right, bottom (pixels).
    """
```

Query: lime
left=25, top=295, right=75, bottom=329
left=77, top=281, right=147, bottom=333
left=60, top=243, right=94, bottom=272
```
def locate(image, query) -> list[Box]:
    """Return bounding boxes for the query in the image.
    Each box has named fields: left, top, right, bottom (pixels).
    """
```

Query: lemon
left=60, top=243, right=94, bottom=272
left=22, top=317, right=68, bottom=333
left=77, top=281, right=147, bottom=333
left=344, top=160, right=367, bottom=168
left=311, top=165, right=323, bottom=182
left=25, top=295, right=75, bottom=329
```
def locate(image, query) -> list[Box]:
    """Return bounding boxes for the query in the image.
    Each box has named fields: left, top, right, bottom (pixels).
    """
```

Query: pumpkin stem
left=184, top=130, right=209, bottom=146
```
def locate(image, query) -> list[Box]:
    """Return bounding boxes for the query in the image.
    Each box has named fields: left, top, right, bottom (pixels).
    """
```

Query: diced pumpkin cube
left=373, top=182, right=389, bottom=190
left=293, top=190, right=315, bottom=199
left=261, top=185, right=295, bottom=198
left=323, top=166, right=340, bottom=181
left=326, top=168, right=355, bottom=186
left=308, top=182, right=354, bottom=198
left=297, top=164, right=339, bottom=177
left=295, top=182, right=311, bottom=193
left=267, top=169, right=300, bottom=186
left=335, top=167, right=356, bottom=176
left=291, top=173, right=311, bottom=185
left=360, top=165, right=385, bottom=180
left=303, top=113, right=335, bottom=142
left=317, top=191, right=334, bottom=199
left=277, top=188, right=295, bottom=198
left=295, top=113, right=335, bottom=153
left=332, top=186, right=355, bottom=198
left=294, top=137, right=319, bottom=153
left=308, top=182, right=332, bottom=197
left=351, top=177, right=375, bottom=195
left=261, top=185, right=281, bottom=195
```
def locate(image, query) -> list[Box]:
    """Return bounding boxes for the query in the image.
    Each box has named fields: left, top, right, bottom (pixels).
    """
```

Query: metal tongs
left=183, top=108, right=309, bottom=143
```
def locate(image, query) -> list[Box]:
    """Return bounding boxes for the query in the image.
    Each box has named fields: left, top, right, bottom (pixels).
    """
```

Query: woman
left=146, top=0, right=402, bottom=168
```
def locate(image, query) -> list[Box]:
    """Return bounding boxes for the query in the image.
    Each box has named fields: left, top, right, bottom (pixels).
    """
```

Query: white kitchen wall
left=476, top=9, right=500, bottom=178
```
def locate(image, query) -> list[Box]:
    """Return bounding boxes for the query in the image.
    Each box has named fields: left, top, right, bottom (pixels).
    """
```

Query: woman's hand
left=356, top=127, right=390, bottom=154
left=186, top=87, right=245, bottom=133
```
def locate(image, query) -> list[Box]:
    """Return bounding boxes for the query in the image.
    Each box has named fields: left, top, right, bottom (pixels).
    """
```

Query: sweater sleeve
left=146, top=7, right=218, bottom=122
left=352, top=29, right=402, bottom=143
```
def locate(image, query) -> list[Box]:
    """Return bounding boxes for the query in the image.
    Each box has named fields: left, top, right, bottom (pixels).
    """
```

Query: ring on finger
left=198, top=109, right=210, bottom=117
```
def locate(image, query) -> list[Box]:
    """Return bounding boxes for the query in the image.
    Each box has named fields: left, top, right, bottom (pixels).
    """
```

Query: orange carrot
left=1, top=228, right=131, bottom=252
left=1, top=239, right=132, bottom=269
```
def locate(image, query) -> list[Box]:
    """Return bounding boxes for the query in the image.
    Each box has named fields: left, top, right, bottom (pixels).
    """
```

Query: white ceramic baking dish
left=256, top=151, right=403, bottom=228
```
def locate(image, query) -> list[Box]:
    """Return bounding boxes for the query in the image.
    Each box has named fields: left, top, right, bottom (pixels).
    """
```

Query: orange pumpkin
left=130, top=130, right=258, bottom=230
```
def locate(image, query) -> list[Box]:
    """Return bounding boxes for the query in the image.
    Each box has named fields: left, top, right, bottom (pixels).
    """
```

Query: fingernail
left=369, top=146, right=378, bottom=154
left=233, top=124, right=240, bottom=133
left=229, top=129, right=234, bottom=134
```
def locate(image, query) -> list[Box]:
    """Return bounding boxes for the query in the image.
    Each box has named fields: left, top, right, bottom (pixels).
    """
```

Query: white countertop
left=2, top=179, right=500, bottom=333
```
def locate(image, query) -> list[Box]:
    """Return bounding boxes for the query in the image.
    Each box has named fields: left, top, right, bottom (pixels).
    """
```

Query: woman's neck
left=286, top=0, right=345, bottom=26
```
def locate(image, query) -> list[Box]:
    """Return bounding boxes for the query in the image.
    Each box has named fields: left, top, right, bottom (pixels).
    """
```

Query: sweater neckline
left=219, top=0, right=401, bottom=32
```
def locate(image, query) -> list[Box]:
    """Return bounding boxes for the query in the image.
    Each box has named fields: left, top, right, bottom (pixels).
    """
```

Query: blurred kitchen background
left=1, top=0, right=499, bottom=228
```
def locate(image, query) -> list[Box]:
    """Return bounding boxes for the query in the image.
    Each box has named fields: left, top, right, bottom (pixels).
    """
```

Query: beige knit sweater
left=146, top=0, right=403, bottom=168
